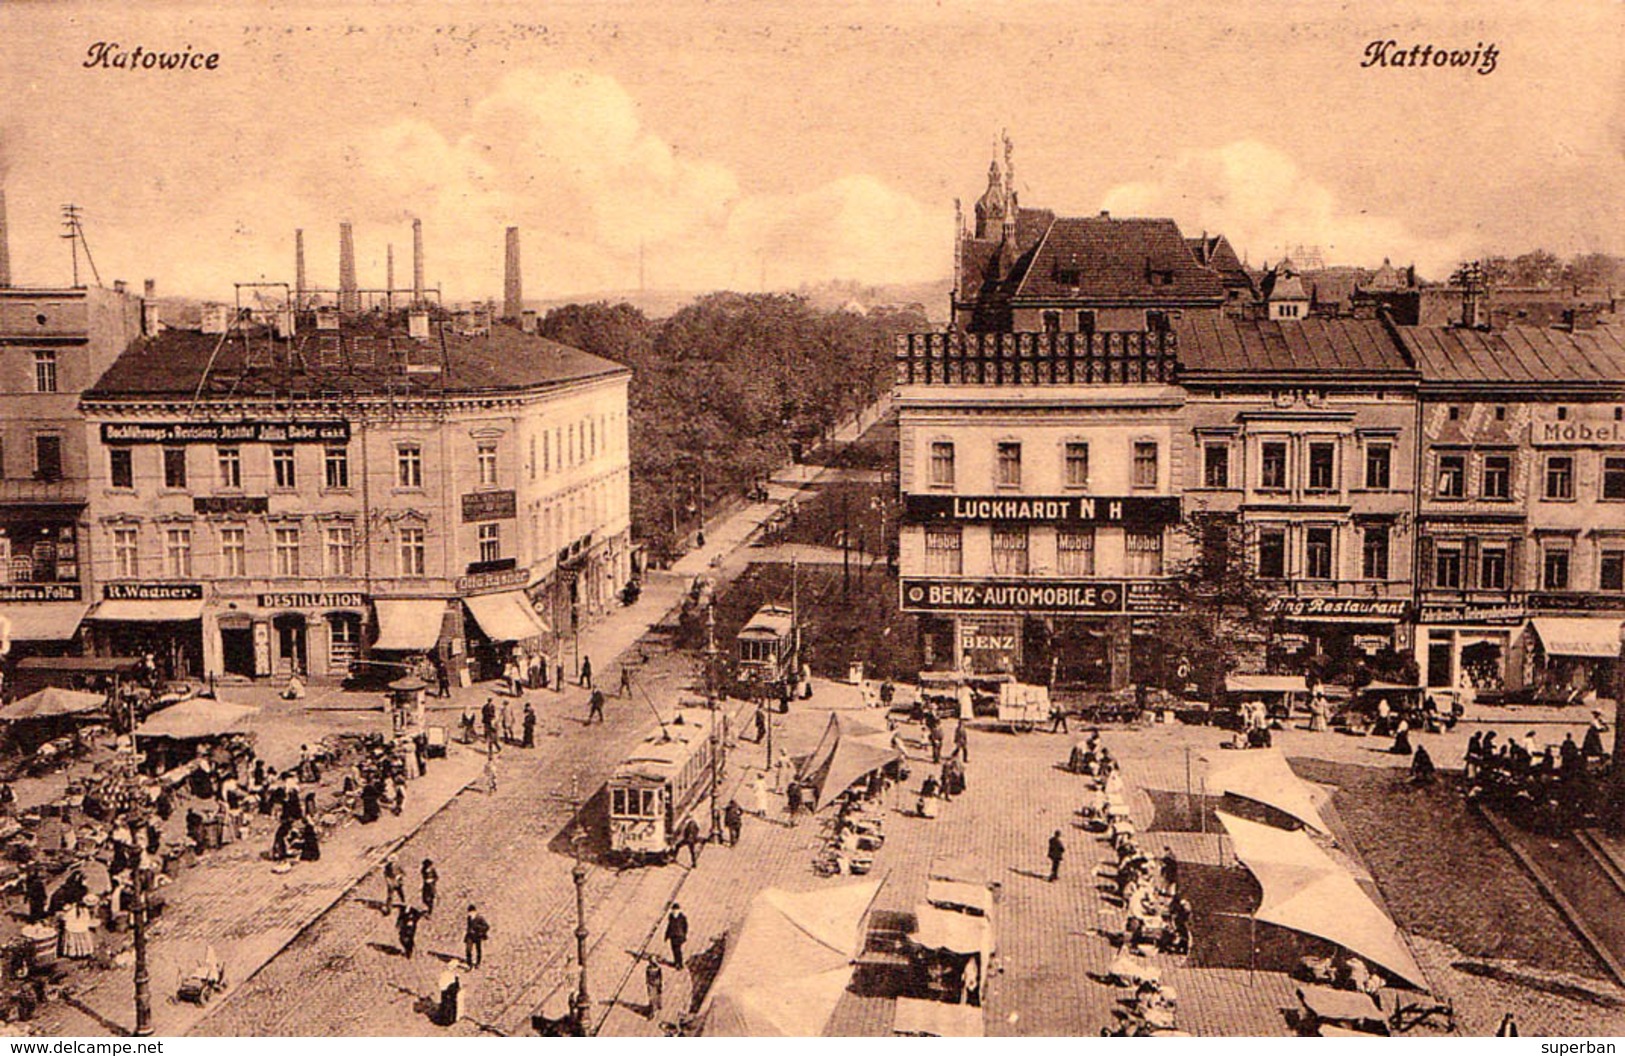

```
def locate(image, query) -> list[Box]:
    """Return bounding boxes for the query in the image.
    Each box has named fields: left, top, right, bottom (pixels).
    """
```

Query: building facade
left=1398, top=324, right=1625, bottom=699
left=79, top=308, right=630, bottom=685
left=894, top=331, right=1185, bottom=690
left=0, top=282, right=146, bottom=659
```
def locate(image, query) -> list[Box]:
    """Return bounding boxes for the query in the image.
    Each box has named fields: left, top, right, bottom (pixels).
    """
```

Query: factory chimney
left=338, top=221, right=358, bottom=313
left=142, top=279, right=161, bottom=335
left=386, top=243, right=395, bottom=309
left=0, top=189, right=11, bottom=288
left=295, top=228, right=307, bottom=309
left=412, top=218, right=425, bottom=306
left=503, top=226, right=522, bottom=322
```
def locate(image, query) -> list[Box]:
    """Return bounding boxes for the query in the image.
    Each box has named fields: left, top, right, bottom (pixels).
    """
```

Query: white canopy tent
left=1201, top=747, right=1332, bottom=834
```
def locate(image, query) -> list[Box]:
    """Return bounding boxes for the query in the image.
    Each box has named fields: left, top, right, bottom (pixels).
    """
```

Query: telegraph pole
left=1609, top=628, right=1625, bottom=835
left=706, top=605, right=722, bottom=841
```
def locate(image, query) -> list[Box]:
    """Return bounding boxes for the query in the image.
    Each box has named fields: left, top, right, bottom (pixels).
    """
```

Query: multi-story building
left=79, top=304, right=631, bottom=685
left=1397, top=323, right=1625, bottom=699
left=1176, top=316, right=1420, bottom=679
left=0, top=248, right=148, bottom=659
left=894, top=330, right=1185, bottom=690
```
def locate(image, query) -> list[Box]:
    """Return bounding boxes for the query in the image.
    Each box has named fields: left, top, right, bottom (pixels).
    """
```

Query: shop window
left=1126, top=530, right=1163, bottom=576
left=217, top=446, right=242, bottom=489
left=924, top=525, right=962, bottom=575
left=1065, top=442, right=1090, bottom=488
left=991, top=526, right=1029, bottom=576
left=1257, top=529, right=1286, bottom=579
left=328, top=613, right=362, bottom=667
left=1307, top=443, right=1336, bottom=491
left=996, top=442, right=1022, bottom=488
left=1365, top=443, right=1391, bottom=489
left=163, top=447, right=187, bottom=489
left=1057, top=528, right=1096, bottom=576
left=109, top=448, right=133, bottom=489
left=1261, top=442, right=1289, bottom=490
left=272, top=447, right=297, bottom=489
left=1435, top=546, right=1463, bottom=589
left=1132, top=442, right=1158, bottom=488
left=1203, top=443, right=1229, bottom=488
left=1436, top=454, right=1465, bottom=498
left=1603, top=457, right=1625, bottom=501
left=1362, top=526, right=1389, bottom=580
left=1482, top=455, right=1511, bottom=500
left=1544, top=456, right=1574, bottom=500
left=1600, top=549, right=1625, bottom=592
left=1480, top=547, right=1508, bottom=590
left=1542, top=545, right=1570, bottom=590
left=1305, top=527, right=1334, bottom=580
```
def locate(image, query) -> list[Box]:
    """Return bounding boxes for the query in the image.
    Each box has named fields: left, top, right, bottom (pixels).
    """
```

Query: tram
left=606, top=707, right=721, bottom=863
left=734, top=604, right=798, bottom=697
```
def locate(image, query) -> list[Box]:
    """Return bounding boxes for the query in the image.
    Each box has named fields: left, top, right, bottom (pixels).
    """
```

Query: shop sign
left=1125, top=581, right=1179, bottom=614
left=1276, top=633, right=1310, bottom=653
left=906, top=494, right=1179, bottom=527
left=456, top=568, right=530, bottom=595
left=195, top=496, right=269, bottom=516
left=1527, top=592, right=1625, bottom=613
left=1353, top=634, right=1390, bottom=655
left=1265, top=596, right=1409, bottom=620
left=958, top=616, right=1020, bottom=671
left=103, top=582, right=203, bottom=601
left=901, top=578, right=1124, bottom=613
left=1530, top=416, right=1625, bottom=447
left=1419, top=602, right=1526, bottom=625
left=257, top=592, right=367, bottom=609
left=461, top=489, right=517, bottom=522
left=0, top=583, right=82, bottom=602
left=101, top=421, right=349, bottom=444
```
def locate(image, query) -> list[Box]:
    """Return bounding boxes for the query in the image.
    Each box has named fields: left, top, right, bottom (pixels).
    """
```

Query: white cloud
left=1101, top=140, right=1467, bottom=276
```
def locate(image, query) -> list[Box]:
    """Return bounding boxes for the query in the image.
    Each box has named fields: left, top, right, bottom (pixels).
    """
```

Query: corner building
left=79, top=310, right=630, bottom=684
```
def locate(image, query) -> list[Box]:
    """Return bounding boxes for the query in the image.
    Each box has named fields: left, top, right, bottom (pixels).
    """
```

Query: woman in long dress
left=59, top=902, right=97, bottom=960
left=750, top=772, right=770, bottom=817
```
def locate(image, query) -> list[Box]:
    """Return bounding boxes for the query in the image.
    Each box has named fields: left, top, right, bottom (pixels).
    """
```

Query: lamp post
left=705, top=605, right=722, bottom=841
left=1609, top=624, right=1625, bottom=835
left=568, top=775, right=591, bottom=1034
left=106, top=745, right=152, bottom=1036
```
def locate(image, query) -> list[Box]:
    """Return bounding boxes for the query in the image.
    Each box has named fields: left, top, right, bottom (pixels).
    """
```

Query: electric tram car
left=606, top=707, right=722, bottom=863
left=734, top=604, right=798, bottom=697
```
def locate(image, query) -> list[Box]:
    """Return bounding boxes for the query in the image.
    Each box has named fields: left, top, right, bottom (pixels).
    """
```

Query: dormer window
left=1055, top=268, right=1081, bottom=286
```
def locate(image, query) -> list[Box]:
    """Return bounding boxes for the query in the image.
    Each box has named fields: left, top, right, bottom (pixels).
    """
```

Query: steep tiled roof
left=1017, top=216, right=1225, bottom=302
left=1396, top=324, right=1625, bottom=386
left=1176, top=316, right=1414, bottom=377
left=1187, top=234, right=1253, bottom=291
left=85, top=316, right=627, bottom=400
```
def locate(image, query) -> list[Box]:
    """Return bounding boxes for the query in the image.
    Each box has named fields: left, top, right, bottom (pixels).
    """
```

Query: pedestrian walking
left=665, top=904, right=689, bottom=969
left=1048, top=703, right=1070, bottom=734
left=580, top=655, right=593, bottom=689
left=786, top=780, right=803, bottom=824
left=724, top=799, right=744, bottom=846
left=382, top=857, right=405, bottom=915
left=953, top=720, right=969, bottom=762
left=587, top=689, right=606, bottom=725
left=682, top=816, right=703, bottom=867
left=619, top=665, right=632, bottom=698
left=481, top=698, right=496, bottom=745
left=420, top=858, right=438, bottom=915
left=461, top=703, right=477, bottom=744
left=753, top=705, right=767, bottom=744
left=555, top=662, right=565, bottom=693
left=750, top=771, right=770, bottom=816
left=522, top=702, right=536, bottom=748
left=397, top=904, right=421, bottom=957
left=464, top=905, right=490, bottom=968
left=500, top=700, right=514, bottom=745
left=928, top=723, right=944, bottom=764
left=433, top=655, right=451, bottom=699
left=644, top=958, right=663, bottom=1020
left=1047, top=830, right=1065, bottom=882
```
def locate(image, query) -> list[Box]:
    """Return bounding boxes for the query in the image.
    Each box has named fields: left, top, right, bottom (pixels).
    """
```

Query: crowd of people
left=1463, top=712, right=1613, bottom=830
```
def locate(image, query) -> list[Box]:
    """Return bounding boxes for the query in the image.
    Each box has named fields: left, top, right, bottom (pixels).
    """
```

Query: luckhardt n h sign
left=905, top=494, right=1179, bottom=527
left=901, top=579, right=1126, bottom=613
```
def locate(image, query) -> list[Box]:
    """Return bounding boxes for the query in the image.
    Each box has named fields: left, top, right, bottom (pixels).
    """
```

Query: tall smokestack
left=295, top=228, right=306, bottom=309
left=503, top=227, right=522, bottom=322
left=338, top=221, right=358, bottom=313
left=386, top=243, right=395, bottom=308
left=0, top=189, right=11, bottom=288
left=412, top=218, right=424, bottom=306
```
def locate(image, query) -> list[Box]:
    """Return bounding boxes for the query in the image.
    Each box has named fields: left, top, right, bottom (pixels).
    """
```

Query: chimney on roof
left=295, top=228, right=306, bottom=309
left=0, top=189, right=11, bottom=288
left=521, top=308, right=538, bottom=334
left=113, top=280, right=127, bottom=295
left=503, top=226, right=522, bottom=322
left=338, top=221, right=359, bottom=313
left=408, top=309, right=430, bottom=340
left=412, top=218, right=425, bottom=306
left=1099, top=211, right=1111, bottom=220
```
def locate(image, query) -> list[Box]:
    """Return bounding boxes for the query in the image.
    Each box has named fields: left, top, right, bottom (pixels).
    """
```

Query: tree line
left=538, top=293, right=927, bottom=563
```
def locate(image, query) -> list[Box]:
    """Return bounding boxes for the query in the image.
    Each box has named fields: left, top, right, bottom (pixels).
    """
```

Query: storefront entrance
left=273, top=613, right=308, bottom=677
left=220, top=622, right=256, bottom=678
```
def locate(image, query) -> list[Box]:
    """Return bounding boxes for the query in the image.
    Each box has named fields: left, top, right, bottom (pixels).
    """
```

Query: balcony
left=0, top=477, right=89, bottom=506
left=895, top=330, right=1178, bottom=386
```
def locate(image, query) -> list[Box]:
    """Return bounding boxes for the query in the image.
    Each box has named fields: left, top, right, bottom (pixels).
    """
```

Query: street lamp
left=104, top=745, right=153, bottom=1036
left=1609, top=624, right=1625, bottom=835
left=705, top=605, right=722, bottom=841
left=568, top=775, right=591, bottom=1034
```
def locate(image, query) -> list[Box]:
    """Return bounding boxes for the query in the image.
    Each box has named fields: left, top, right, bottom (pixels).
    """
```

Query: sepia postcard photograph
left=0, top=0, right=1621, bottom=1041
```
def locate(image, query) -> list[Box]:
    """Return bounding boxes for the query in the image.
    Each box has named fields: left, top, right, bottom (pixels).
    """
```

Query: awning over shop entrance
left=463, top=590, right=548, bottom=643
left=1225, top=674, right=1308, bottom=695
left=1527, top=617, right=1623, bottom=659
left=0, top=603, right=91, bottom=641
left=89, top=599, right=204, bottom=622
left=373, top=599, right=445, bottom=652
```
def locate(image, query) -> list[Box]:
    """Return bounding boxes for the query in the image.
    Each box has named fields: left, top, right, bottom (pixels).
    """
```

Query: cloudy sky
left=0, top=0, right=1619, bottom=299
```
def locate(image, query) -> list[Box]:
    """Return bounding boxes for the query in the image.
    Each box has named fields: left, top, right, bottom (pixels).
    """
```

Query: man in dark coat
left=579, top=655, right=593, bottom=689
left=481, top=699, right=497, bottom=745
left=665, top=904, right=689, bottom=969
left=397, top=904, right=421, bottom=957
left=421, top=858, right=438, bottom=915
left=723, top=800, right=744, bottom=847
left=645, top=957, right=663, bottom=1020
left=953, top=721, right=969, bottom=762
left=522, top=703, right=537, bottom=748
left=1583, top=713, right=1608, bottom=759
left=587, top=689, right=606, bottom=725
left=1047, top=830, right=1065, bottom=882
left=681, top=817, right=703, bottom=867
left=464, top=905, right=490, bottom=968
